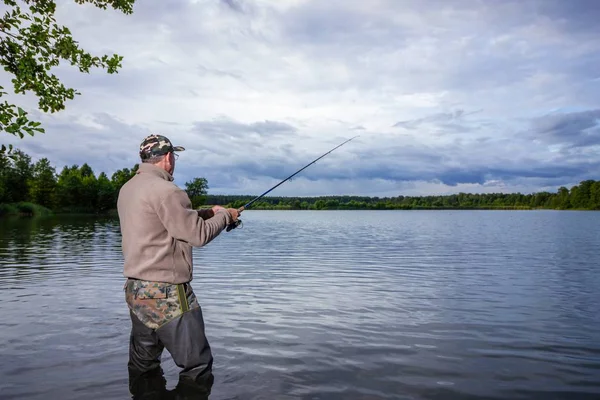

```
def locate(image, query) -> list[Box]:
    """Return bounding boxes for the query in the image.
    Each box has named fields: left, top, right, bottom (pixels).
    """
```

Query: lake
left=1, top=210, right=599, bottom=399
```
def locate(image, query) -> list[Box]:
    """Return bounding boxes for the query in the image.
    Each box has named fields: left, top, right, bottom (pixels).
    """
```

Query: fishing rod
left=226, top=135, right=359, bottom=231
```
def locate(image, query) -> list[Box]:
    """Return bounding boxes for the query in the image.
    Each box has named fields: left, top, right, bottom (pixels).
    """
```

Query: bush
left=0, top=203, right=18, bottom=216
left=15, top=202, right=36, bottom=215
left=0, top=202, right=53, bottom=217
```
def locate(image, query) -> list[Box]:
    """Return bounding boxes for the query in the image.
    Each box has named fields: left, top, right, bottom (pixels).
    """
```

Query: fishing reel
left=226, top=219, right=243, bottom=232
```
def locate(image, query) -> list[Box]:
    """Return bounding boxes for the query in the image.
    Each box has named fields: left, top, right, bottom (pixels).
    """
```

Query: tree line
left=0, top=149, right=598, bottom=216
left=207, top=182, right=600, bottom=210
left=0, top=149, right=212, bottom=216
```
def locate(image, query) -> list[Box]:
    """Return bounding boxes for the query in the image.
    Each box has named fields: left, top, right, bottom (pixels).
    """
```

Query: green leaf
left=1, top=0, right=135, bottom=143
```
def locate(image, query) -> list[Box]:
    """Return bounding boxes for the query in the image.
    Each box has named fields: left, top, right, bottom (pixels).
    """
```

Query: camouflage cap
left=139, top=134, right=185, bottom=159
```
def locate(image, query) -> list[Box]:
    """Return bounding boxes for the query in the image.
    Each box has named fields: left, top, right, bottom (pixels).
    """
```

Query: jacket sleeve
left=156, top=189, right=233, bottom=247
left=197, top=208, right=215, bottom=220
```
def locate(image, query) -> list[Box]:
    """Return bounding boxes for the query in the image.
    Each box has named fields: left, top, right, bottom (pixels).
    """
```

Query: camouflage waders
left=124, top=279, right=213, bottom=385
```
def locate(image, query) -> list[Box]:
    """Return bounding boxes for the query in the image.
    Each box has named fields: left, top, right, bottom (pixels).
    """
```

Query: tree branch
left=0, top=28, right=20, bottom=40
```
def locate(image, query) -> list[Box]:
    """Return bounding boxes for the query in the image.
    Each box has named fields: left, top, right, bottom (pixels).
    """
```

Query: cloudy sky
left=2, top=0, right=599, bottom=197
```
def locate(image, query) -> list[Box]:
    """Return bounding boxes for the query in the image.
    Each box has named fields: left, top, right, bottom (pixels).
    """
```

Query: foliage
left=15, top=201, right=52, bottom=215
left=29, top=156, right=56, bottom=207
left=0, top=0, right=135, bottom=155
left=96, top=171, right=114, bottom=212
left=184, top=177, right=208, bottom=209
left=0, top=201, right=51, bottom=216
left=0, top=202, right=16, bottom=215
left=206, top=181, right=600, bottom=211
left=0, top=147, right=136, bottom=213
left=0, top=148, right=32, bottom=202
left=111, top=163, right=137, bottom=193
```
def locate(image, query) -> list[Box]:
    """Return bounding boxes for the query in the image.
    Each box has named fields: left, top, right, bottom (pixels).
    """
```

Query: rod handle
left=226, top=206, right=245, bottom=232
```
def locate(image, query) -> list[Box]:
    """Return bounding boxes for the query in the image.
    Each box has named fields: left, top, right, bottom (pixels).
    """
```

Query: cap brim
left=173, top=146, right=185, bottom=151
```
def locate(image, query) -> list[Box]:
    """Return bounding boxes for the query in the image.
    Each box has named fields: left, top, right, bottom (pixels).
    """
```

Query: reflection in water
left=0, top=210, right=599, bottom=399
left=0, top=215, right=121, bottom=286
left=129, top=367, right=213, bottom=400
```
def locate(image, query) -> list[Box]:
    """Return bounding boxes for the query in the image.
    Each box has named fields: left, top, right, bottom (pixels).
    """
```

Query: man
left=117, top=134, right=240, bottom=395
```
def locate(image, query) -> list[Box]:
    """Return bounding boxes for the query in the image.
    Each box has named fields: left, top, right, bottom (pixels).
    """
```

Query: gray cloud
left=191, top=118, right=298, bottom=140
left=391, top=109, right=493, bottom=139
left=197, top=65, right=244, bottom=80
left=392, top=109, right=485, bottom=132
left=530, top=109, right=600, bottom=148
left=221, top=0, right=246, bottom=14
left=393, top=110, right=466, bottom=129
left=5, top=109, right=598, bottom=196
left=177, top=119, right=597, bottom=191
left=537, top=0, right=600, bottom=35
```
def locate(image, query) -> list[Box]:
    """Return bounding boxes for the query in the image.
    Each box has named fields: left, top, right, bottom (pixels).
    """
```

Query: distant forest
left=0, top=149, right=599, bottom=216
left=207, top=182, right=600, bottom=210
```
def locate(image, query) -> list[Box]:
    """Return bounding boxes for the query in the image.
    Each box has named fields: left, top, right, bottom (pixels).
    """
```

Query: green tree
left=4, top=148, right=33, bottom=202
left=79, top=164, right=98, bottom=210
left=96, top=172, right=115, bottom=211
left=570, top=186, right=582, bottom=209
left=0, top=152, right=10, bottom=202
left=29, top=157, right=56, bottom=208
left=555, top=186, right=570, bottom=209
left=184, top=177, right=209, bottom=209
left=55, top=164, right=82, bottom=209
left=325, top=198, right=339, bottom=209
left=314, top=199, right=326, bottom=210
left=531, top=191, right=551, bottom=208
left=590, top=181, right=600, bottom=210
left=577, top=180, right=594, bottom=209
left=0, top=0, right=135, bottom=154
left=79, top=163, right=94, bottom=178
left=111, top=164, right=138, bottom=193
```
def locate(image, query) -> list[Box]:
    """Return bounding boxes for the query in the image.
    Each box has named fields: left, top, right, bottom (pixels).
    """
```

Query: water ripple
left=1, top=211, right=600, bottom=399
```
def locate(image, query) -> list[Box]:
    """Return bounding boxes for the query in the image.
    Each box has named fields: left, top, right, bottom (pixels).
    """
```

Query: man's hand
left=211, top=205, right=241, bottom=222
left=226, top=208, right=240, bottom=221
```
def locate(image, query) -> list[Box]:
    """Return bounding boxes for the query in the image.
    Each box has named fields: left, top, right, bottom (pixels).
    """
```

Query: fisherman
left=116, top=134, right=239, bottom=394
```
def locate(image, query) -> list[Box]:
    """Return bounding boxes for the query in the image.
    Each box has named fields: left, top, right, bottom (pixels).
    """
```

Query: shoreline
left=1, top=203, right=597, bottom=219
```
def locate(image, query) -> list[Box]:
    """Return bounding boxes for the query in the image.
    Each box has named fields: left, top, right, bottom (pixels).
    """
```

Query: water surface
left=1, top=210, right=599, bottom=399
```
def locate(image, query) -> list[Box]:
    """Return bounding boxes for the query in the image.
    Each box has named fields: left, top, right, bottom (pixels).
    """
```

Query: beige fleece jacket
left=117, top=163, right=233, bottom=283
